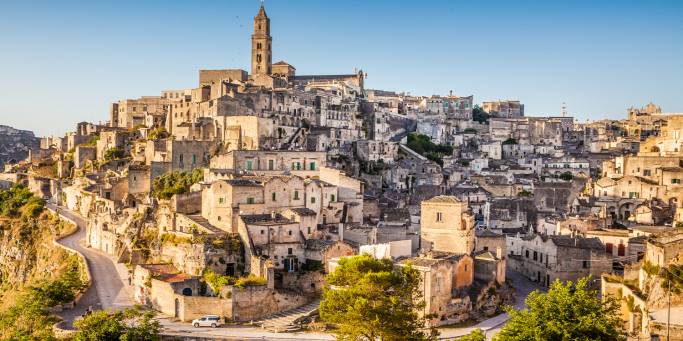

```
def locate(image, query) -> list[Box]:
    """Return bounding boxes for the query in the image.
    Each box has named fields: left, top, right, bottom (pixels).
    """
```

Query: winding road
left=48, top=203, right=135, bottom=327
left=47, top=203, right=542, bottom=339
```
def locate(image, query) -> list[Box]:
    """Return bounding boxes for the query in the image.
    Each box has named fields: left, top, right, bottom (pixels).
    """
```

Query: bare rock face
left=0, top=125, right=39, bottom=166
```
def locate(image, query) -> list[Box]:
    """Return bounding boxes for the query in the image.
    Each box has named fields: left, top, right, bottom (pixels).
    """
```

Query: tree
left=73, top=307, right=160, bottom=341
left=472, top=105, right=491, bottom=124
left=457, top=329, right=486, bottom=341
left=502, top=138, right=518, bottom=145
left=559, top=171, right=574, bottom=181
left=494, top=277, right=623, bottom=341
left=319, top=254, right=438, bottom=341
left=152, top=169, right=204, bottom=200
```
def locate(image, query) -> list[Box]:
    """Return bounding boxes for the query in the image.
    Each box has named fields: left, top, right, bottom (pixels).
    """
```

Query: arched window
left=257, top=54, right=262, bottom=63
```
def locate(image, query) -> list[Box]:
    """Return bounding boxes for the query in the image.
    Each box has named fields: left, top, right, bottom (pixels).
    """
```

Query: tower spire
left=252, top=1, right=272, bottom=76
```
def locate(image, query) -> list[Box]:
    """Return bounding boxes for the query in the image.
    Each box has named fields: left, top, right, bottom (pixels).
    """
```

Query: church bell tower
left=251, top=3, right=272, bottom=76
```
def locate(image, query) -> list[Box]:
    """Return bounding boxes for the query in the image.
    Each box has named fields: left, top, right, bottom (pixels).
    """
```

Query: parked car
left=192, top=315, right=222, bottom=328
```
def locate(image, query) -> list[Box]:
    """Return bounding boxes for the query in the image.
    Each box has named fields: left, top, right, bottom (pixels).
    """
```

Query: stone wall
left=176, top=295, right=232, bottom=322
left=229, top=285, right=309, bottom=322
left=172, top=191, right=203, bottom=214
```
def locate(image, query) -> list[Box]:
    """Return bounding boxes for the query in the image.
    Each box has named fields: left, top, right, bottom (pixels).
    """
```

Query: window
left=288, top=230, right=292, bottom=236
left=582, top=260, right=589, bottom=268
left=644, top=169, right=652, bottom=176
left=307, top=226, right=311, bottom=234
left=311, top=197, right=316, bottom=204
left=330, top=194, right=335, bottom=202
left=673, top=179, right=681, bottom=184
left=309, top=162, right=316, bottom=170
left=294, top=191, right=299, bottom=200
left=218, top=197, right=224, bottom=204
left=268, top=159, right=274, bottom=170
left=260, top=229, right=264, bottom=234
left=272, top=192, right=276, bottom=201
left=525, top=250, right=529, bottom=258
left=247, top=197, right=254, bottom=204
left=436, top=212, right=443, bottom=222
left=533, top=251, right=538, bottom=261
left=246, top=160, right=253, bottom=170
left=288, top=248, right=293, bottom=255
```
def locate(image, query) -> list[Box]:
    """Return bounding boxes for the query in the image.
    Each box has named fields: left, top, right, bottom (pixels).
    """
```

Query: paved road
left=158, top=319, right=334, bottom=340
left=48, top=204, right=135, bottom=327
left=48, top=203, right=543, bottom=339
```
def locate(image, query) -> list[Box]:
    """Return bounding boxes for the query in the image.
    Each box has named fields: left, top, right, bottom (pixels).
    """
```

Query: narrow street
left=48, top=203, right=135, bottom=327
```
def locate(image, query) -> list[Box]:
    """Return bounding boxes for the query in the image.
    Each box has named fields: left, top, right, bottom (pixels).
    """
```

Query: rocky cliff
left=0, top=125, right=39, bottom=167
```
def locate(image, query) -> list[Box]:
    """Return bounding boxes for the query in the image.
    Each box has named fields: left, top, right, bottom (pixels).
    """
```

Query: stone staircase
left=253, top=299, right=321, bottom=332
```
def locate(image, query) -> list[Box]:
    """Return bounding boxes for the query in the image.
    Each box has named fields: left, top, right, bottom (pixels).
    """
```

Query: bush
left=517, top=190, right=533, bottom=197
left=147, top=127, right=168, bottom=140
left=152, top=169, right=204, bottom=200
left=104, top=147, right=124, bottom=160
left=234, top=274, right=267, bottom=288
left=406, top=133, right=452, bottom=166
left=203, top=270, right=236, bottom=295
left=0, top=185, right=44, bottom=218
left=0, top=257, right=85, bottom=340
left=472, top=105, right=490, bottom=124
left=73, top=307, right=160, bottom=341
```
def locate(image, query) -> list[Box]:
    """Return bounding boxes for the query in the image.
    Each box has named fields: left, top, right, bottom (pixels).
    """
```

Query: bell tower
left=251, top=2, right=272, bottom=76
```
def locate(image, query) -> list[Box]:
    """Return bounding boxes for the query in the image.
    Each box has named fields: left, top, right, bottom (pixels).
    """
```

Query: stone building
left=420, top=196, right=475, bottom=255
left=482, top=100, right=524, bottom=118
left=401, top=252, right=474, bottom=326
left=507, top=234, right=612, bottom=286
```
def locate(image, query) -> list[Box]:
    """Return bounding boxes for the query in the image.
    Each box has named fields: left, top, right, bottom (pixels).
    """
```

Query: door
left=618, top=244, right=626, bottom=256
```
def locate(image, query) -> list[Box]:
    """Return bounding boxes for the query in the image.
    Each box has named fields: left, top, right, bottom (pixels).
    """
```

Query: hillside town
left=2, top=3, right=683, bottom=340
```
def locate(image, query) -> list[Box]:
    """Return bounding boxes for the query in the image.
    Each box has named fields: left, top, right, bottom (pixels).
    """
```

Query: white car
left=192, top=315, right=222, bottom=328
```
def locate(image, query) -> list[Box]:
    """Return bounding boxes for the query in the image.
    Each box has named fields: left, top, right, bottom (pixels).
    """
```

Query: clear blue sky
left=1, top=0, right=682, bottom=137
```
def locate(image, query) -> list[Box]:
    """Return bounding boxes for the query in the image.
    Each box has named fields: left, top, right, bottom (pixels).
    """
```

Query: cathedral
left=247, top=3, right=365, bottom=91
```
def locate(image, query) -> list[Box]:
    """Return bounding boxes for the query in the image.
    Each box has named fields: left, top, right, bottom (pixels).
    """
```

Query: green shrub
left=0, top=185, right=44, bottom=218
left=104, top=147, right=124, bottom=160
left=152, top=169, right=203, bottom=200
left=234, top=274, right=267, bottom=288
left=203, top=270, right=236, bottom=295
